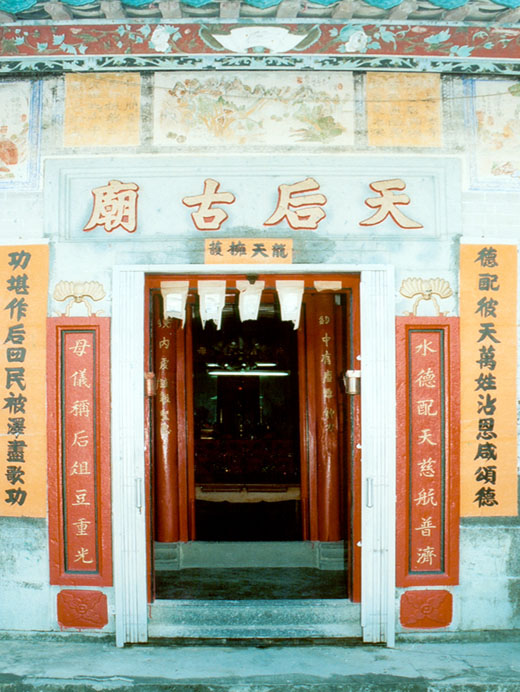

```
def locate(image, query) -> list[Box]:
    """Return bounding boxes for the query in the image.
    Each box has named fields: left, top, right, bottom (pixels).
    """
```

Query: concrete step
left=154, top=541, right=346, bottom=570
left=148, top=599, right=362, bottom=639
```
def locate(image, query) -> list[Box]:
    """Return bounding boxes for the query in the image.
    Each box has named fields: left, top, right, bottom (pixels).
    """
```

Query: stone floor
left=2, top=635, right=520, bottom=691
left=155, top=567, right=348, bottom=599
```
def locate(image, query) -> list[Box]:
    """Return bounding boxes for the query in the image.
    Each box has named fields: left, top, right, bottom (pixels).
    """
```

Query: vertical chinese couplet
left=47, top=317, right=112, bottom=585
left=409, top=330, right=444, bottom=575
left=63, top=330, right=98, bottom=572
left=460, top=244, right=518, bottom=516
left=396, top=317, right=459, bottom=587
left=0, top=245, right=48, bottom=517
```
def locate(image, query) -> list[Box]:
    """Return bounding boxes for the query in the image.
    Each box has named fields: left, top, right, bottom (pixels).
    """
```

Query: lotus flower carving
left=53, top=280, right=106, bottom=316
left=399, top=277, right=453, bottom=316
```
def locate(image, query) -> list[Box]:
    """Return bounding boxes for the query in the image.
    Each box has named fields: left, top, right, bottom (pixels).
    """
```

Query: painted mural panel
left=0, top=244, right=48, bottom=517
left=465, top=78, right=520, bottom=189
left=64, top=73, right=141, bottom=148
left=153, top=72, right=354, bottom=147
left=460, top=243, right=518, bottom=516
left=0, top=80, right=40, bottom=189
left=366, top=73, right=442, bottom=148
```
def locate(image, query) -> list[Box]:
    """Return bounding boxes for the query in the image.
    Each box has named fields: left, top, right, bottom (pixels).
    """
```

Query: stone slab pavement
left=1, top=634, right=520, bottom=691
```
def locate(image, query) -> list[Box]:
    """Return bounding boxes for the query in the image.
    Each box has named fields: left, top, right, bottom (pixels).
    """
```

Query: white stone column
left=360, top=267, right=396, bottom=646
left=112, top=267, right=148, bottom=646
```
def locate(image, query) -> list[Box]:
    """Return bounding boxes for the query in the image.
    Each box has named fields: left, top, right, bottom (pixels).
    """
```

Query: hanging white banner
left=236, top=280, right=265, bottom=322
left=276, top=279, right=304, bottom=329
left=198, top=280, right=227, bottom=329
left=160, top=280, right=189, bottom=326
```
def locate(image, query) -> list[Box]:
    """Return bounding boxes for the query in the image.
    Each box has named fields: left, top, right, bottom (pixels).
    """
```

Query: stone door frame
left=111, top=262, right=396, bottom=646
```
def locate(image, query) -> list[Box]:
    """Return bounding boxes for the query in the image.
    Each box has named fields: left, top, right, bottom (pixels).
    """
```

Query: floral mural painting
left=153, top=72, right=354, bottom=147
left=465, top=78, right=520, bottom=190
left=0, top=80, right=40, bottom=189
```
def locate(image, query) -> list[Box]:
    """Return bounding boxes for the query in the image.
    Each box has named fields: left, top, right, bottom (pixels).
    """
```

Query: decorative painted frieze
left=1, top=23, right=520, bottom=74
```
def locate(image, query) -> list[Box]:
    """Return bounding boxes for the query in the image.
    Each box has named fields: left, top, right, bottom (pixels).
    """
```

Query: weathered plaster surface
left=458, top=527, right=520, bottom=631
left=0, top=518, right=51, bottom=631
left=0, top=69, right=518, bottom=635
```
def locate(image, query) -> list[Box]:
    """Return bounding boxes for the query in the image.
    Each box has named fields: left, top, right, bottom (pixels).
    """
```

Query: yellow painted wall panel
left=0, top=244, right=48, bottom=518
left=64, top=73, right=140, bottom=148
left=460, top=243, right=518, bottom=516
left=366, top=72, right=442, bottom=148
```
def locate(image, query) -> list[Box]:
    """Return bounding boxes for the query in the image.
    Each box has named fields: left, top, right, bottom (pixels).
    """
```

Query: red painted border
left=0, top=23, right=520, bottom=62
left=396, top=317, right=459, bottom=587
left=47, top=317, right=112, bottom=587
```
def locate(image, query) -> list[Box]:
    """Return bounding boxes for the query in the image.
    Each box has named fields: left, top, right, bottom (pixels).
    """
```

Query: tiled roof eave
left=0, top=0, right=519, bottom=23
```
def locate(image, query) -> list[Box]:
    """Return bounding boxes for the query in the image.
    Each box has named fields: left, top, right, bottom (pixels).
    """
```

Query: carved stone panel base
left=57, top=589, right=108, bottom=629
left=400, top=590, right=452, bottom=629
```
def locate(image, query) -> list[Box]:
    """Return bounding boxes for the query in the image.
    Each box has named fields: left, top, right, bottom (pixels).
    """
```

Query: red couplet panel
left=47, top=318, right=112, bottom=586
left=396, top=317, right=460, bottom=587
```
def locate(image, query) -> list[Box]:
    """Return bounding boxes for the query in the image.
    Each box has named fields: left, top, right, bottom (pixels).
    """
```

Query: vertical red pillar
left=152, top=294, right=180, bottom=542
left=305, top=294, right=342, bottom=541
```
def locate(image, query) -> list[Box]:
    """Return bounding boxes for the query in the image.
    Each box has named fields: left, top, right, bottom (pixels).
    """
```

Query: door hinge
left=342, top=369, right=361, bottom=395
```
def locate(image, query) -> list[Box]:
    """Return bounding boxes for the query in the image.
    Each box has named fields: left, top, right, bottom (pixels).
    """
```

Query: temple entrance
left=193, top=303, right=302, bottom=542
left=145, top=273, right=361, bottom=603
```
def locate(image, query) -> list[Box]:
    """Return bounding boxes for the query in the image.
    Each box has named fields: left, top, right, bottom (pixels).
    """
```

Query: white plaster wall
left=457, top=527, right=520, bottom=631
left=0, top=192, right=44, bottom=242
left=1, top=71, right=520, bottom=636
left=0, top=518, right=51, bottom=631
